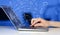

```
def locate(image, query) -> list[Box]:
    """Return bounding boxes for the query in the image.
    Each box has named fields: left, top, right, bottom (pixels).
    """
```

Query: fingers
left=31, top=18, right=36, bottom=25
left=31, top=18, right=37, bottom=26
left=31, top=20, right=41, bottom=26
left=33, top=23, right=43, bottom=27
left=31, top=18, right=44, bottom=26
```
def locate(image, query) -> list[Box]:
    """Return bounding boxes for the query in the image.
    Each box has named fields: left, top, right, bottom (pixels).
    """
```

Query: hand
left=31, top=18, right=49, bottom=27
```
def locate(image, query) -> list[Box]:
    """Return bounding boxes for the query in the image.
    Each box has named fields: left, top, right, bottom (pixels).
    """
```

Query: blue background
left=0, top=0, right=60, bottom=27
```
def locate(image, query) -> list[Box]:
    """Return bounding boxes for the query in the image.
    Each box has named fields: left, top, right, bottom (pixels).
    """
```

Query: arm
left=49, top=21, right=60, bottom=27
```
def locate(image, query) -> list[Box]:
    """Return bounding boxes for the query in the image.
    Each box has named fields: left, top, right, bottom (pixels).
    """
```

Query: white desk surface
left=0, top=26, right=60, bottom=35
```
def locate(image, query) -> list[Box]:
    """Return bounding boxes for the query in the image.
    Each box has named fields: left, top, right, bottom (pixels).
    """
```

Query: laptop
left=0, top=6, right=48, bottom=32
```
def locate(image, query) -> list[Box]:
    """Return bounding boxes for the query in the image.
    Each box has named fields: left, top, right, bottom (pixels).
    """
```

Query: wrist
left=46, top=21, right=50, bottom=27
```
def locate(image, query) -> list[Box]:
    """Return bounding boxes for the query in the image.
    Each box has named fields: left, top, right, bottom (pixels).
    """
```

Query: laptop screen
left=0, top=6, right=26, bottom=29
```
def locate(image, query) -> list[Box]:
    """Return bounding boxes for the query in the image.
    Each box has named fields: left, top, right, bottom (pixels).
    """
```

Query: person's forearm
left=48, top=21, right=60, bottom=27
